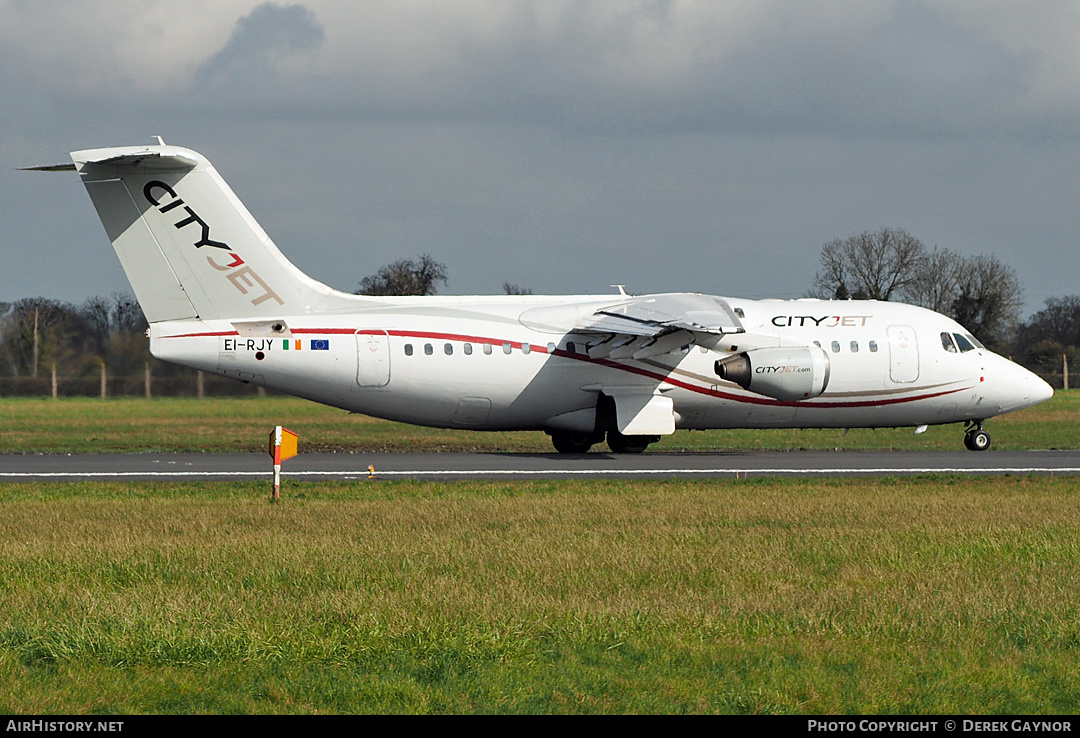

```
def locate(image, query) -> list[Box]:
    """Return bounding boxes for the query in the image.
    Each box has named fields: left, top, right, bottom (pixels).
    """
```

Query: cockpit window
left=965, top=333, right=985, bottom=349
left=953, top=333, right=976, bottom=353
left=941, top=332, right=958, bottom=353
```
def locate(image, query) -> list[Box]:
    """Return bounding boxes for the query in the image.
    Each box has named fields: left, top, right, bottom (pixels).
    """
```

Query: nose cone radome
left=1030, top=372, right=1054, bottom=406
left=993, top=357, right=1054, bottom=414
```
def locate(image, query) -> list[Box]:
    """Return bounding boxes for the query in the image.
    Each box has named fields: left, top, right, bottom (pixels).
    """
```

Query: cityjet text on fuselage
left=757, top=364, right=812, bottom=374
left=772, top=314, right=872, bottom=328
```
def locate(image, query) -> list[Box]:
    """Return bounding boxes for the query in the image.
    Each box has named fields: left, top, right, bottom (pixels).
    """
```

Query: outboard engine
left=715, top=345, right=831, bottom=401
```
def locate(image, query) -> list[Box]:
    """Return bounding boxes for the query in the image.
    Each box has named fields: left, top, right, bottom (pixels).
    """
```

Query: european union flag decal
left=310, top=339, right=330, bottom=350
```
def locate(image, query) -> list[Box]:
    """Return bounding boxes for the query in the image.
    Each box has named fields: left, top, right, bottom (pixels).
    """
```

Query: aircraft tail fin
left=70, top=142, right=349, bottom=323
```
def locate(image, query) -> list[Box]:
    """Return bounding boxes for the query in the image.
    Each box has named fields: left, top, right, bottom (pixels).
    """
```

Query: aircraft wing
left=585, top=293, right=743, bottom=336
left=554, top=293, right=745, bottom=360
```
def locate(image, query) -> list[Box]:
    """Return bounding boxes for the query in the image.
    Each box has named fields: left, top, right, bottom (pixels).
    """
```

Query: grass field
left=0, top=475, right=1078, bottom=714
left=1, top=394, right=1077, bottom=714
left=0, top=389, right=1077, bottom=453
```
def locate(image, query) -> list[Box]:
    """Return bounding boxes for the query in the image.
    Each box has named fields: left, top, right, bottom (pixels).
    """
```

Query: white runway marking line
left=1, top=467, right=1080, bottom=479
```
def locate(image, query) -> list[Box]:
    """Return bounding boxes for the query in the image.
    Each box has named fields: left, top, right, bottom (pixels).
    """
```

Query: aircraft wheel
left=551, top=431, right=597, bottom=454
left=607, top=430, right=656, bottom=454
left=964, top=428, right=991, bottom=451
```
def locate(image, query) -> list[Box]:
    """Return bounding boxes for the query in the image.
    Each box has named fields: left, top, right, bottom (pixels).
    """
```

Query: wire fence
left=0, top=366, right=263, bottom=398
left=1034, top=370, right=1075, bottom=390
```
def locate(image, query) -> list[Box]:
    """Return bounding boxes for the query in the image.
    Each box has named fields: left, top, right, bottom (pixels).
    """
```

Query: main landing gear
left=964, top=420, right=991, bottom=451
left=550, top=430, right=605, bottom=454
left=606, top=430, right=660, bottom=454
left=548, top=430, right=660, bottom=454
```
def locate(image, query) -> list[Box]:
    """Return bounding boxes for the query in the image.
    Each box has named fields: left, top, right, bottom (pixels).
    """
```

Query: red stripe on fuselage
left=161, top=330, right=239, bottom=338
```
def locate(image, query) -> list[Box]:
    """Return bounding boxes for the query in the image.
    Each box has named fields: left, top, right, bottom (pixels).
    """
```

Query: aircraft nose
left=1030, top=373, right=1054, bottom=405
left=998, top=360, right=1053, bottom=412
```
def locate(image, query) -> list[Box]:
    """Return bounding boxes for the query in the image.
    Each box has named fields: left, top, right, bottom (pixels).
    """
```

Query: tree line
left=0, top=294, right=250, bottom=396
left=0, top=294, right=150, bottom=380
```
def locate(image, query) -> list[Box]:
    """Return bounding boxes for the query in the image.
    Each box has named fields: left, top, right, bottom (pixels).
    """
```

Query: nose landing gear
left=964, top=420, right=991, bottom=451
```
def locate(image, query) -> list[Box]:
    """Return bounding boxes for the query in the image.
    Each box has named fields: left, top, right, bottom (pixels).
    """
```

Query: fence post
left=32, top=308, right=39, bottom=378
left=197, top=370, right=205, bottom=399
left=99, top=363, right=107, bottom=400
left=144, top=362, right=152, bottom=399
left=1065, top=354, right=1070, bottom=391
left=51, top=363, right=57, bottom=399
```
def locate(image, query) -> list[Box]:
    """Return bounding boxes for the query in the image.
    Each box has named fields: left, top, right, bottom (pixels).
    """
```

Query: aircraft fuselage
left=150, top=295, right=1046, bottom=435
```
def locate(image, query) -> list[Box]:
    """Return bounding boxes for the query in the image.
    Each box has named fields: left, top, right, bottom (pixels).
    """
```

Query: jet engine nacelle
left=714, top=345, right=831, bottom=402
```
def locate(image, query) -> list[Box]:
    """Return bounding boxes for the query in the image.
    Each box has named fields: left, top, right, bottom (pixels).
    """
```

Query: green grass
left=1, top=476, right=1078, bottom=713
left=0, top=390, right=1077, bottom=453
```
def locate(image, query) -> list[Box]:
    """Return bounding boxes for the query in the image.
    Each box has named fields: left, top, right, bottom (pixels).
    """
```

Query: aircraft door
left=357, top=331, right=391, bottom=387
left=887, top=325, right=919, bottom=383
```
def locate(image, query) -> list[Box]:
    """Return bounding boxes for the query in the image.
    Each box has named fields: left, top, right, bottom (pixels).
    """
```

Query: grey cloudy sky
left=3, top=0, right=1079, bottom=316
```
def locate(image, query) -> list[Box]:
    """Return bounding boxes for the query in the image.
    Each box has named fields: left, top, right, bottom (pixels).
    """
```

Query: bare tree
left=810, top=229, right=1024, bottom=349
left=0, top=298, right=91, bottom=377
left=503, top=282, right=533, bottom=295
left=902, top=246, right=963, bottom=314
left=812, top=228, right=927, bottom=301
left=1022, top=295, right=1080, bottom=350
left=356, top=254, right=448, bottom=296
left=111, top=292, right=147, bottom=333
left=80, top=295, right=113, bottom=357
left=949, top=253, right=1023, bottom=351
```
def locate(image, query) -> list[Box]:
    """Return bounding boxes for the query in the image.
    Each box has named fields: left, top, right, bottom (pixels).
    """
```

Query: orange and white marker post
left=268, top=426, right=299, bottom=501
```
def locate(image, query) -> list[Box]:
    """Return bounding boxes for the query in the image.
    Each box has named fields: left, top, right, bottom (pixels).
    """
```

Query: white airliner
left=27, top=140, right=1052, bottom=453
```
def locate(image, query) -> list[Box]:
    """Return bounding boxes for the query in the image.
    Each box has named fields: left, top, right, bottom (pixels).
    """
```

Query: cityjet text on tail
left=25, top=140, right=1052, bottom=453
